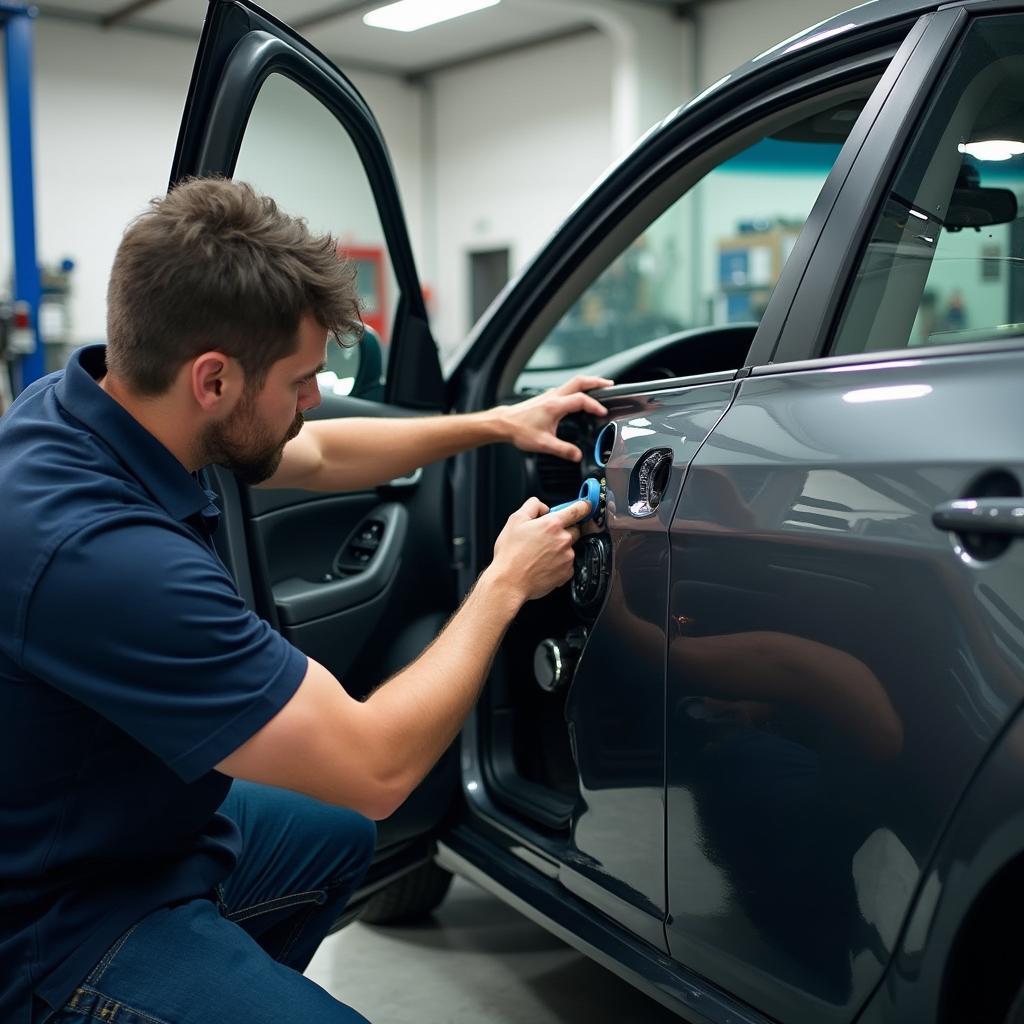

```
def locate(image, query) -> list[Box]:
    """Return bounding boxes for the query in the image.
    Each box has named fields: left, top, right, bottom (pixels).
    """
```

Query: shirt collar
left=55, top=345, right=215, bottom=523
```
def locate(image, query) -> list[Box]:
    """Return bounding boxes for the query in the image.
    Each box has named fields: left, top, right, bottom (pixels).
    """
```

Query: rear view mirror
left=945, top=186, right=1018, bottom=231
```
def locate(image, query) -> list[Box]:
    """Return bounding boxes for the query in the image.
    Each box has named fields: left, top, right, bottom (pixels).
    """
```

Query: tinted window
left=834, top=16, right=1024, bottom=356
left=520, top=87, right=873, bottom=376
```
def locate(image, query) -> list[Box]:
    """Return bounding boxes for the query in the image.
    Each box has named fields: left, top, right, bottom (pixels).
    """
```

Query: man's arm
left=216, top=497, right=588, bottom=818
left=260, top=374, right=613, bottom=493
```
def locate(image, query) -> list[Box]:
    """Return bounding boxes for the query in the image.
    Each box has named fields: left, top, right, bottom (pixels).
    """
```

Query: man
left=0, top=178, right=611, bottom=1024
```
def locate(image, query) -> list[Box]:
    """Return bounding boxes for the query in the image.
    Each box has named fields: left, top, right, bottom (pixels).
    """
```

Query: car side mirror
left=350, top=326, right=384, bottom=402
left=945, top=186, right=1018, bottom=231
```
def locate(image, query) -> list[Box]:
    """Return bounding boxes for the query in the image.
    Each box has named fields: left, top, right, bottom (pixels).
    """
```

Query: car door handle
left=932, top=497, right=1024, bottom=536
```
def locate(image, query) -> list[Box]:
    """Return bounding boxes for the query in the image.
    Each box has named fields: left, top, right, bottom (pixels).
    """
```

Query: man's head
left=105, top=177, right=361, bottom=482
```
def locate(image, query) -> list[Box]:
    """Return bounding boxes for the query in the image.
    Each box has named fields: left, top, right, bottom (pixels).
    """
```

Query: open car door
left=171, top=0, right=458, bottom=899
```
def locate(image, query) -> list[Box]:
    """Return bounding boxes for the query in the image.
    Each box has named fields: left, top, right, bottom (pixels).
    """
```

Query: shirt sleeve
left=20, top=516, right=308, bottom=782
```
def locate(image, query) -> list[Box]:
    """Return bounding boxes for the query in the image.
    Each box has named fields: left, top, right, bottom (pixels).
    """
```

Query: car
left=176, top=2, right=1024, bottom=1021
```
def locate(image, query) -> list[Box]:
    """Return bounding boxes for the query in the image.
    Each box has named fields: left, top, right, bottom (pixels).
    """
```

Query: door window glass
left=233, top=73, right=399, bottom=399
left=519, top=85, right=875, bottom=379
left=833, top=17, right=1024, bottom=356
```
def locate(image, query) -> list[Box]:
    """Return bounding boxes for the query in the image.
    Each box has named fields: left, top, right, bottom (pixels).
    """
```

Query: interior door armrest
left=272, top=503, right=407, bottom=625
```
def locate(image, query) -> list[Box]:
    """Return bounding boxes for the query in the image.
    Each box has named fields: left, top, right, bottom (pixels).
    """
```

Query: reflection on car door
left=665, top=8, right=1024, bottom=1024
left=174, top=1, right=457, bottom=866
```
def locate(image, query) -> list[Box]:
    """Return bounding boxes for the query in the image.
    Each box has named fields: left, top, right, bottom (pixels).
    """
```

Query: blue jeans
left=46, top=782, right=377, bottom=1024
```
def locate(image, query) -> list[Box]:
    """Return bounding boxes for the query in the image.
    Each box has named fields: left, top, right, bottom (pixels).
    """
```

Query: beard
left=202, top=392, right=304, bottom=485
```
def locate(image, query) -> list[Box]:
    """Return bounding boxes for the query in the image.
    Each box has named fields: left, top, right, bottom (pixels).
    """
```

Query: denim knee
left=330, top=811, right=376, bottom=886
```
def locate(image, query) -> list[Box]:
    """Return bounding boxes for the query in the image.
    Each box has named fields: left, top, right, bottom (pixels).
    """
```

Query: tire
left=359, top=860, right=454, bottom=925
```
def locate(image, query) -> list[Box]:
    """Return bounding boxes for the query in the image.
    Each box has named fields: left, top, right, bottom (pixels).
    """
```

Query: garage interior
left=4, top=1, right=1015, bottom=1022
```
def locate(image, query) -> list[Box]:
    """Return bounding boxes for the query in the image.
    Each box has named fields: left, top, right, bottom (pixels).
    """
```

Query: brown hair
left=105, top=176, right=362, bottom=395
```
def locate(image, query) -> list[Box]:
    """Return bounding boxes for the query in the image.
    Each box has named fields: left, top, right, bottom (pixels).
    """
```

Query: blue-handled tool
left=547, top=477, right=604, bottom=523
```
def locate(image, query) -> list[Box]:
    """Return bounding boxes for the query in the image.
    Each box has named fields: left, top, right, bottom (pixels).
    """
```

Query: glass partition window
left=833, top=17, right=1024, bottom=357
left=234, top=73, right=399, bottom=396
left=520, top=89, right=870, bottom=377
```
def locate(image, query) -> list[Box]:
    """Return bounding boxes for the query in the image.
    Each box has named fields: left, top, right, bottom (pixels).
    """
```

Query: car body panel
left=857, top=703, right=1024, bottom=1023
left=666, top=349, right=1024, bottom=1023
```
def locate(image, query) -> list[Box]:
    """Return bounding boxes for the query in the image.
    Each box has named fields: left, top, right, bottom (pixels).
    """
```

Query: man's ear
left=190, top=352, right=244, bottom=413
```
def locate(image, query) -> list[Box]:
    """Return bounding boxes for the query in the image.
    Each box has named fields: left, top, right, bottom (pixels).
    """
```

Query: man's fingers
left=553, top=499, right=592, bottom=526
left=556, top=391, right=608, bottom=419
left=555, top=374, right=615, bottom=396
left=511, top=496, right=548, bottom=521
left=567, top=525, right=582, bottom=545
left=544, top=438, right=583, bottom=463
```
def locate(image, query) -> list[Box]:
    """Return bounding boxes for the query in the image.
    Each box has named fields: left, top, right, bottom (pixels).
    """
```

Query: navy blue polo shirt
left=0, top=346, right=308, bottom=1023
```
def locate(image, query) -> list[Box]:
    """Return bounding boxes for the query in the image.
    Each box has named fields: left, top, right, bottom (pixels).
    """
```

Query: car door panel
left=665, top=351, right=1024, bottom=1024
left=554, top=380, right=738, bottom=951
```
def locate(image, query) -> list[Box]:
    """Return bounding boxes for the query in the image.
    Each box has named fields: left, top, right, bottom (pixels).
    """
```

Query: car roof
left=670, top=0, right=941, bottom=122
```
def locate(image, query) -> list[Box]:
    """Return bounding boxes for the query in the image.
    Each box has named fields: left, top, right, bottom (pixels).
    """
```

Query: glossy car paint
left=858, top=704, right=1024, bottom=1023
left=665, top=351, right=1024, bottom=1023
left=559, top=378, right=737, bottom=950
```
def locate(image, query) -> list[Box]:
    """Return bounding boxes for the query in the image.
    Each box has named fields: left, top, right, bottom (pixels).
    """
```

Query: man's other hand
left=487, top=497, right=590, bottom=604
left=497, top=376, right=614, bottom=462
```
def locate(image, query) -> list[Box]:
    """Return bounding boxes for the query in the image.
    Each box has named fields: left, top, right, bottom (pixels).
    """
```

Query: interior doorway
left=469, top=247, right=510, bottom=326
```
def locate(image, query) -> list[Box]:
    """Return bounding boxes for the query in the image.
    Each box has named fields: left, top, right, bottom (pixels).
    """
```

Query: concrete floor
left=306, top=876, right=684, bottom=1023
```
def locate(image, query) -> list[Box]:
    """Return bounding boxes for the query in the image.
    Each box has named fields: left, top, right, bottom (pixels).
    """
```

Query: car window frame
left=473, top=29, right=924, bottom=404
left=761, top=4, right=996, bottom=371
left=171, top=0, right=443, bottom=410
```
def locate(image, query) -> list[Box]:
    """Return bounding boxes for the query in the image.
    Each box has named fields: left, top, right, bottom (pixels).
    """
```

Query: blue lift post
left=2, top=2, right=43, bottom=394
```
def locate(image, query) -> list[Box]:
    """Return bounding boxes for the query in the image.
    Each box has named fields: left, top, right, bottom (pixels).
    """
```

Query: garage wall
left=0, top=18, right=424, bottom=349
left=694, top=0, right=864, bottom=88
left=426, top=31, right=616, bottom=353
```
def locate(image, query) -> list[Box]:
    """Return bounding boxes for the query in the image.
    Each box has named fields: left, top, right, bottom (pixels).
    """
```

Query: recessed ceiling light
left=958, top=140, right=1024, bottom=162
left=363, top=0, right=501, bottom=32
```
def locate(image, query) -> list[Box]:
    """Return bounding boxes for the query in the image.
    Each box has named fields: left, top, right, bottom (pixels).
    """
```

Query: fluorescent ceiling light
left=364, top=0, right=500, bottom=32
left=958, top=140, right=1024, bottom=162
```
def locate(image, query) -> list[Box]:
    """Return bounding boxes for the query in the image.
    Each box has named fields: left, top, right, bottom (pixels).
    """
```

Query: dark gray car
left=179, top=2, right=1024, bottom=1021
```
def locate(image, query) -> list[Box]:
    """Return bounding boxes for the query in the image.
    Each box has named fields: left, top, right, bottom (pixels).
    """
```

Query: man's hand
left=486, top=497, right=590, bottom=604
left=498, top=375, right=614, bottom=462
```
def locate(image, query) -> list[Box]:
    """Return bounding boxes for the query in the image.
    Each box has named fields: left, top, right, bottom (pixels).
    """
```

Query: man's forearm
left=294, top=410, right=507, bottom=492
left=265, top=374, right=611, bottom=493
left=362, top=566, right=523, bottom=803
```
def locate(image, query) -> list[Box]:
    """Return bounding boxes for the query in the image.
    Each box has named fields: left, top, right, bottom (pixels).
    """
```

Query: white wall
left=427, top=31, right=615, bottom=353
left=694, top=0, right=865, bottom=89
left=0, top=20, right=195, bottom=347
left=0, top=19, right=423, bottom=348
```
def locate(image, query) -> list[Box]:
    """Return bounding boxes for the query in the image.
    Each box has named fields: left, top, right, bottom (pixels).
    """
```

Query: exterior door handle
left=932, top=497, right=1024, bottom=536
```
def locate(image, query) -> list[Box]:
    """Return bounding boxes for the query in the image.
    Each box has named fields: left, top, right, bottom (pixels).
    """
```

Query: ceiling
left=36, top=0, right=688, bottom=77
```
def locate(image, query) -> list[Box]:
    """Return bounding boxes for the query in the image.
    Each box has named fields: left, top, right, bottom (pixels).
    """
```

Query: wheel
left=359, top=860, right=453, bottom=925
